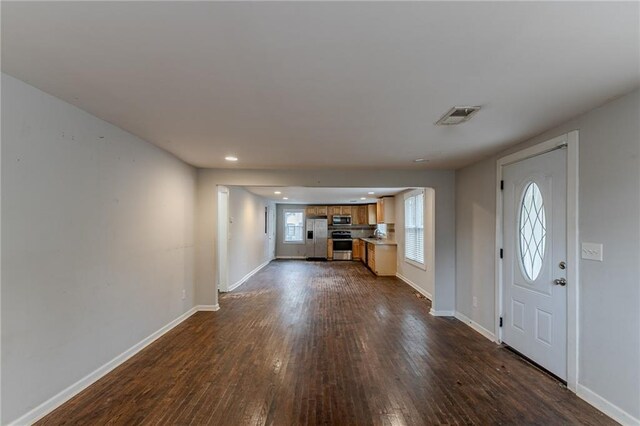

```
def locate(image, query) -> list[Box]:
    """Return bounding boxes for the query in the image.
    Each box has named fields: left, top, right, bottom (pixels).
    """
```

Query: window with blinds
left=404, top=190, right=425, bottom=267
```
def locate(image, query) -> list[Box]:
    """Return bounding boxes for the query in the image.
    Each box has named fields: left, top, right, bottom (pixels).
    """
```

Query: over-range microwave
left=332, top=215, right=352, bottom=226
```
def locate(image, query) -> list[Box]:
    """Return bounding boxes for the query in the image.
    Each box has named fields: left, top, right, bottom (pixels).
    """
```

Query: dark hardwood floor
left=39, top=260, right=614, bottom=425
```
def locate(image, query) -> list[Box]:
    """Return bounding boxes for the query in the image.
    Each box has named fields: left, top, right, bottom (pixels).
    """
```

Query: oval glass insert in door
left=519, top=182, right=546, bottom=281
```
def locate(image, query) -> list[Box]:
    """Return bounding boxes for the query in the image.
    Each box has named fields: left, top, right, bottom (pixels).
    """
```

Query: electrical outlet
left=473, top=296, right=478, bottom=308
left=581, top=242, right=603, bottom=261
left=181, top=289, right=186, bottom=300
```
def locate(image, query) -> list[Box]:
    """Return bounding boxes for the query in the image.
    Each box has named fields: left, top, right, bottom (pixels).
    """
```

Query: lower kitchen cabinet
left=366, top=242, right=397, bottom=276
left=353, top=239, right=361, bottom=260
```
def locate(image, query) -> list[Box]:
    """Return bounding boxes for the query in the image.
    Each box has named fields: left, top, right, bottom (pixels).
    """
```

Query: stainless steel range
left=331, top=231, right=353, bottom=260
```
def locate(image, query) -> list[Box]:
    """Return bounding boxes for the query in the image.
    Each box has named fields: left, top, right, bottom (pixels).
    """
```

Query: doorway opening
left=214, top=186, right=437, bottom=310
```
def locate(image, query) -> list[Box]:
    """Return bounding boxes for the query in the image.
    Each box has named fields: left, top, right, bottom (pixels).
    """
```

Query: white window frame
left=283, top=209, right=305, bottom=244
left=404, top=189, right=426, bottom=270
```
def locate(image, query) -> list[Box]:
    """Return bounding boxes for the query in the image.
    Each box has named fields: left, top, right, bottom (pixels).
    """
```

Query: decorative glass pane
left=519, top=182, right=546, bottom=281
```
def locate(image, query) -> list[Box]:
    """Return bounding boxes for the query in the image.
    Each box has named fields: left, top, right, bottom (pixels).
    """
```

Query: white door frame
left=495, top=130, right=579, bottom=392
left=268, top=203, right=276, bottom=260
left=217, top=185, right=230, bottom=293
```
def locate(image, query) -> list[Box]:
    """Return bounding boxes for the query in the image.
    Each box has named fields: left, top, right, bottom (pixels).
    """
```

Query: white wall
left=394, top=189, right=436, bottom=300
left=225, top=186, right=274, bottom=290
left=455, top=159, right=496, bottom=330
left=455, top=89, right=640, bottom=422
left=1, top=74, right=197, bottom=424
left=195, top=169, right=456, bottom=313
left=275, top=204, right=308, bottom=259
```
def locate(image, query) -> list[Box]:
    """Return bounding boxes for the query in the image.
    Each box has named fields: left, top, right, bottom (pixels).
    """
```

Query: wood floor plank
left=38, top=260, right=615, bottom=425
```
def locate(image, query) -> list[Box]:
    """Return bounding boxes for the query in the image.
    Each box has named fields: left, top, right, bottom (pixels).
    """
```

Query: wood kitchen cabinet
left=358, top=239, right=367, bottom=260
left=340, top=206, right=352, bottom=215
left=367, top=243, right=376, bottom=270
left=357, top=206, right=368, bottom=225
left=351, top=205, right=365, bottom=225
left=328, top=206, right=342, bottom=218
left=353, top=239, right=361, bottom=260
left=306, top=205, right=328, bottom=216
left=306, top=206, right=317, bottom=216
left=327, top=238, right=333, bottom=259
left=368, top=204, right=377, bottom=225
left=376, top=197, right=395, bottom=224
left=350, top=207, right=359, bottom=225
left=366, top=241, right=397, bottom=276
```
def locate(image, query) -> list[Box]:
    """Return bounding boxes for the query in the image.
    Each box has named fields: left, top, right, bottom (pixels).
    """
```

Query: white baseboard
left=275, top=255, right=306, bottom=260
left=8, top=304, right=216, bottom=426
left=454, top=311, right=497, bottom=342
left=577, top=384, right=640, bottom=426
left=430, top=309, right=455, bottom=316
left=226, top=260, right=270, bottom=292
left=396, top=273, right=433, bottom=300
left=196, top=304, right=220, bottom=311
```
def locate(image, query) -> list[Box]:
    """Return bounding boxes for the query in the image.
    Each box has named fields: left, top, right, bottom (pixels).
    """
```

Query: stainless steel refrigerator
left=305, top=218, right=328, bottom=259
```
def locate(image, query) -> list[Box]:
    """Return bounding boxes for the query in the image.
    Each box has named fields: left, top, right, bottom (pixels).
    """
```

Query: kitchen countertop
left=360, top=237, right=398, bottom=246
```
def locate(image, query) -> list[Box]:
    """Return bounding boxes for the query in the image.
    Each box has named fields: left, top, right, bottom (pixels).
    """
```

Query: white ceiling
left=2, top=2, right=639, bottom=169
left=244, top=187, right=409, bottom=205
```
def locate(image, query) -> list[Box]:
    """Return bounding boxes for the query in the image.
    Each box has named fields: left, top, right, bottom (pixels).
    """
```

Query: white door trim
left=495, top=130, right=579, bottom=392
left=217, top=185, right=230, bottom=293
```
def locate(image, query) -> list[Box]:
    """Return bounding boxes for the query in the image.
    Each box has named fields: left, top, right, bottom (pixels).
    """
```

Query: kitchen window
left=404, top=189, right=425, bottom=268
left=284, top=209, right=305, bottom=243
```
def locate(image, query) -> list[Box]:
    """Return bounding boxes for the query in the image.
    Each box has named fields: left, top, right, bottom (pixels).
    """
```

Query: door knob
left=553, top=278, right=567, bottom=286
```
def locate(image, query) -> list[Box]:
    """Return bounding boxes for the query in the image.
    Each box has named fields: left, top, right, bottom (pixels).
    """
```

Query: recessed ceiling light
left=368, top=191, right=375, bottom=195
left=283, top=197, right=288, bottom=200
left=360, top=197, right=366, bottom=200
left=414, top=158, right=426, bottom=163
left=225, top=156, right=238, bottom=162
left=274, top=191, right=281, bottom=195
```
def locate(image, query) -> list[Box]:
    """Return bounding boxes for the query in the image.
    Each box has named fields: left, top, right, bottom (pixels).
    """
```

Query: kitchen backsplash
left=326, top=224, right=395, bottom=240
left=328, top=225, right=376, bottom=237
left=377, top=223, right=395, bottom=240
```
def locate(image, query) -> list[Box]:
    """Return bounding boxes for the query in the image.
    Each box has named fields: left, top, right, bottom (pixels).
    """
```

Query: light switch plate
left=581, top=242, right=603, bottom=261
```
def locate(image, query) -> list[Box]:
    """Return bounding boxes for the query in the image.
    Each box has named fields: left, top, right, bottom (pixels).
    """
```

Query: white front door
left=502, top=147, right=567, bottom=379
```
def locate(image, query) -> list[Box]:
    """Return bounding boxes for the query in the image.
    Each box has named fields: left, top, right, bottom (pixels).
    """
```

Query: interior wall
left=225, top=186, right=274, bottom=289
left=394, top=189, right=436, bottom=300
left=195, top=169, right=456, bottom=312
left=275, top=204, right=308, bottom=258
left=455, top=89, right=640, bottom=421
left=1, top=74, right=197, bottom=424
left=455, top=159, right=497, bottom=330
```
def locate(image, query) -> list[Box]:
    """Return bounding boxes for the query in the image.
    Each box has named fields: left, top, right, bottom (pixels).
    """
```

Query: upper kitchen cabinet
left=351, top=205, right=368, bottom=225
left=340, top=206, right=352, bottom=215
left=306, top=205, right=328, bottom=217
left=367, top=204, right=377, bottom=225
left=376, top=197, right=395, bottom=224
left=328, top=206, right=342, bottom=217
left=357, top=205, right=368, bottom=224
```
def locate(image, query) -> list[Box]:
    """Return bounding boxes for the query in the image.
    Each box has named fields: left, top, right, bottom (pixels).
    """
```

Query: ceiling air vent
left=435, top=106, right=481, bottom=125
